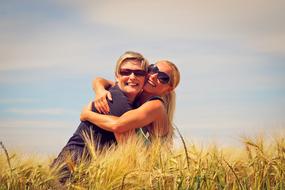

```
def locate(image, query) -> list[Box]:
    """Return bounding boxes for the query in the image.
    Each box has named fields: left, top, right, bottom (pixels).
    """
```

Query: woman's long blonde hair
left=153, top=60, right=180, bottom=143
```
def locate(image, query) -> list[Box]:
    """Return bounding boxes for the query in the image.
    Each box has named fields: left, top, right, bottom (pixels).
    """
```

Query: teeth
left=126, top=82, right=138, bottom=86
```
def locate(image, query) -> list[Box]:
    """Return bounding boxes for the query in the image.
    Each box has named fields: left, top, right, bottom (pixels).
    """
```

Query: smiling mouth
left=125, top=82, right=139, bottom=87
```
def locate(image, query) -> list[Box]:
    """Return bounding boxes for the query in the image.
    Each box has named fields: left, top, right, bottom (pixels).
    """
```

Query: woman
left=80, top=60, right=180, bottom=144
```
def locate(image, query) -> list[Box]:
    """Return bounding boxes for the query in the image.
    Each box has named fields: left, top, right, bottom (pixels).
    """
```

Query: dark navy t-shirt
left=51, top=85, right=133, bottom=182
left=64, top=85, right=133, bottom=150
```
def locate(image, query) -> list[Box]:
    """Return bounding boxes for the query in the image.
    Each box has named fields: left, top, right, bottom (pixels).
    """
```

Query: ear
left=115, top=76, right=119, bottom=82
left=167, top=86, right=174, bottom=92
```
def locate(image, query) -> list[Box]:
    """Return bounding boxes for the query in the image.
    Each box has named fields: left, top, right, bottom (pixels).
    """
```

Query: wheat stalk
left=0, top=141, right=12, bottom=175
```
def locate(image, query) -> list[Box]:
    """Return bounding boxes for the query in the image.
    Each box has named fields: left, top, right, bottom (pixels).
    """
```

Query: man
left=51, top=51, right=148, bottom=182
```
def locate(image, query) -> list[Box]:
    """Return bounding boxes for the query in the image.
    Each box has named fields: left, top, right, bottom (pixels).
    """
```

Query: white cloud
left=0, top=98, right=38, bottom=104
left=1, top=0, right=284, bottom=75
left=0, top=27, right=96, bottom=72
left=0, top=15, right=114, bottom=73
left=62, top=0, right=285, bottom=54
left=72, top=1, right=283, bottom=32
left=247, top=33, right=285, bottom=54
left=0, top=119, right=73, bottom=129
left=5, top=108, right=77, bottom=116
left=0, top=0, right=283, bottom=153
left=0, top=119, right=76, bottom=154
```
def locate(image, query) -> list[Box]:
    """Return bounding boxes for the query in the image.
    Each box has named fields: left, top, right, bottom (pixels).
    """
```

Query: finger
left=98, top=99, right=107, bottom=114
left=103, top=99, right=110, bottom=114
left=107, top=92, right=112, bottom=101
left=98, top=100, right=107, bottom=114
left=98, top=97, right=108, bottom=113
left=102, top=99, right=109, bottom=114
left=95, top=100, right=103, bottom=113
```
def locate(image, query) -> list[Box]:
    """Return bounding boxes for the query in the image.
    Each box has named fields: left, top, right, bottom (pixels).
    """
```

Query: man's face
left=116, top=60, right=146, bottom=102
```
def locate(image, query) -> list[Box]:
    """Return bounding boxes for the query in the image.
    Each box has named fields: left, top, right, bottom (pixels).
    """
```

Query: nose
left=129, top=72, right=136, bottom=79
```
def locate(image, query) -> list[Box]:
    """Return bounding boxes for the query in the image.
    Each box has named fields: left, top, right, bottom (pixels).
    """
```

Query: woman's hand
left=80, top=102, right=92, bottom=121
left=94, top=88, right=112, bottom=114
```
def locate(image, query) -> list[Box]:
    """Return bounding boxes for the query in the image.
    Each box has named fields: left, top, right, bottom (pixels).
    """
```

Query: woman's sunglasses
left=148, top=64, right=170, bottom=84
left=119, top=69, right=146, bottom=77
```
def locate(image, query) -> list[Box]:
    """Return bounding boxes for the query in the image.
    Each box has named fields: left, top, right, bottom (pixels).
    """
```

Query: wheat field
left=1, top=133, right=284, bottom=190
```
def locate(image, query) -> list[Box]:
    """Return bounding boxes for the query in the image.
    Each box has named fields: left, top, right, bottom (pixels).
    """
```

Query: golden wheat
left=0, top=134, right=284, bottom=190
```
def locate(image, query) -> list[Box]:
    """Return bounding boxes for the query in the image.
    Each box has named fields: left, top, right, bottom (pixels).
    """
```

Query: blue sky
left=0, top=0, right=284, bottom=155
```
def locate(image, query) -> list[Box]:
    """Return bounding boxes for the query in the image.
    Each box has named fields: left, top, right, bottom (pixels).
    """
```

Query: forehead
left=120, top=60, right=143, bottom=69
left=156, top=62, right=172, bottom=75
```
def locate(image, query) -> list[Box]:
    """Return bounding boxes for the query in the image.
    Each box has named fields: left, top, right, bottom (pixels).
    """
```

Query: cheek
left=156, top=83, right=166, bottom=91
left=161, top=85, right=171, bottom=93
left=118, top=76, right=129, bottom=82
left=138, top=77, right=146, bottom=85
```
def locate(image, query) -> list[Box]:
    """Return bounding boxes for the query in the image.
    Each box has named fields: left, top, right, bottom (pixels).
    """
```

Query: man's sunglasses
left=119, top=69, right=146, bottom=77
left=148, top=64, right=170, bottom=84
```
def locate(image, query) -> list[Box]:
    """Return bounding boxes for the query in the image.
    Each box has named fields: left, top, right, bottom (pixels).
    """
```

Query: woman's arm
left=114, top=129, right=137, bottom=144
left=92, top=77, right=114, bottom=93
left=80, top=100, right=166, bottom=133
left=92, top=77, right=115, bottom=114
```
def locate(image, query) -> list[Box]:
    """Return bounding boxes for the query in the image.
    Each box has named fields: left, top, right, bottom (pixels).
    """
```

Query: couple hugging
left=52, top=51, right=180, bottom=181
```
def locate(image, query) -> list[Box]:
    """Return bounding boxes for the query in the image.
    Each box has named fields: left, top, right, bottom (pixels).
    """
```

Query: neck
left=116, top=83, right=138, bottom=103
left=127, top=95, right=136, bottom=103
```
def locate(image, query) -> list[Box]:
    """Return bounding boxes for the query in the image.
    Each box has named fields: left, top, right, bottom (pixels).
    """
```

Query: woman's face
left=143, top=61, right=173, bottom=96
left=116, top=60, right=146, bottom=101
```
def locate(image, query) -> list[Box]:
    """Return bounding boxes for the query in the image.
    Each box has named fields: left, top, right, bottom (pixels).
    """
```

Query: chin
left=129, top=89, right=141, bottom=95
left=144, top=88, right=160, bottom=96
left=124, top=88, right=139, bottom=94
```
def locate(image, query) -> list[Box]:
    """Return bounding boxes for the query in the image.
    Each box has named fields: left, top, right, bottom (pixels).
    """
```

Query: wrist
left=86, top=110, right=92, bottom=120
left=94, top=86, right=105, bottom=94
